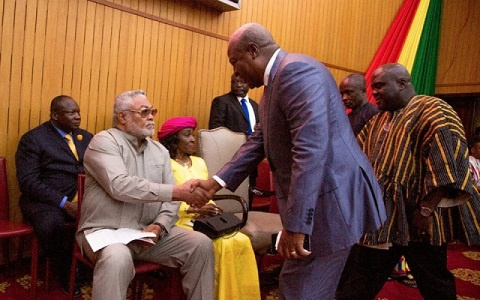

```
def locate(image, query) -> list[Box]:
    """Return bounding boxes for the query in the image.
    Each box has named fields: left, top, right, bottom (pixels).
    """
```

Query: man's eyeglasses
left=126, top=107, right=158, bottom=118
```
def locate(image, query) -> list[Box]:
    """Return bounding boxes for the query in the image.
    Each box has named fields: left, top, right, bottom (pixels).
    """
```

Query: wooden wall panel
left=436, top=0, right=480, bottom=94
left=0, top=0, right=478, bottom=228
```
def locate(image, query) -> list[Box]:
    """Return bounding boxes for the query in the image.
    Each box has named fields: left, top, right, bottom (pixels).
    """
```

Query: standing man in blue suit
left=198, top=23, right=386, bottom=300
left=16, top=95, right=93, bottom=295
left=209, top=73, right=259, bottom=136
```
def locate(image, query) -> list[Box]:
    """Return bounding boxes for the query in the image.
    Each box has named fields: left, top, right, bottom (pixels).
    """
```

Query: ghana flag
left=365, top=0, right=443, bottom=101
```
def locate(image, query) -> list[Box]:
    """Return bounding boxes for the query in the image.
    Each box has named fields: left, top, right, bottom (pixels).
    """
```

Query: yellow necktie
left=65, top=134, right=79, bottom=160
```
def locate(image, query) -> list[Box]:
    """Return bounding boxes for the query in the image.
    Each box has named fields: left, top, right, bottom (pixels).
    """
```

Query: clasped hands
left=172, top=178, right=222, bottom=207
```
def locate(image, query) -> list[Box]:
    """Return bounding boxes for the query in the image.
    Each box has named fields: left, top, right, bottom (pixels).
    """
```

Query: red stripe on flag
left=365, top=0, right=421, bottom=103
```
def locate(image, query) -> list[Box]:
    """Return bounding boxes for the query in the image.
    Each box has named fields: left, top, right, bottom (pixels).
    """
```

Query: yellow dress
left=171, top=156, right=260, bottom=300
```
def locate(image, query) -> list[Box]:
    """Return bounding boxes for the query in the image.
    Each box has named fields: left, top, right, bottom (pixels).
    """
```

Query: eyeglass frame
left=124, top=107, right=158, bottom=118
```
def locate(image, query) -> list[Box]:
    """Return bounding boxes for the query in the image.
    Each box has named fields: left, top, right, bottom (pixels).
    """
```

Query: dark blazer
left=217, top=50, right=386, bottom=257
left=16, top=121, right=93, bottom=217
left=208, top=92, right=259, bottom=135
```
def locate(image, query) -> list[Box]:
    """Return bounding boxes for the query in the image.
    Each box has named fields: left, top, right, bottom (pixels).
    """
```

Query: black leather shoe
left=62, top=282, right=81, bottom=297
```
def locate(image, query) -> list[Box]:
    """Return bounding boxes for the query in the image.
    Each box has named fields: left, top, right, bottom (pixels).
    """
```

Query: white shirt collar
left=237, top=95, right=249, bottom=102
left=264, top=48, right=281, bottom=86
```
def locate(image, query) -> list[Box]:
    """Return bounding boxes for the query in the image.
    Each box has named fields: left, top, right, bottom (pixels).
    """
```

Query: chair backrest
left=0, top=156, right=9, bottom=220
left=75, top=173, right=86, bottom=229
left=197, top=127, right=249, bottom=212
left=253, top=159, right=279, bottom=213
left=255, top=160, right=274, bottom=192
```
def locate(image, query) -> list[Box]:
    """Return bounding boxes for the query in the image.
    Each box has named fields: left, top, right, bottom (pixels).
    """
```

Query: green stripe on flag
left=411, top=0, right=443, bottom=95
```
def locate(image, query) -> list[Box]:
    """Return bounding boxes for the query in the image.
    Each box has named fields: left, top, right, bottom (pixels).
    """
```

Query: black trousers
left=26, top=206, right=75, bottom=285
left=336, top=242, right=456, bottom=300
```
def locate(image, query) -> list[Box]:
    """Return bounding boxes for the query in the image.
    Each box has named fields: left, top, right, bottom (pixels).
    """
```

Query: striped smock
left=357, top=95, right=478, bottom=246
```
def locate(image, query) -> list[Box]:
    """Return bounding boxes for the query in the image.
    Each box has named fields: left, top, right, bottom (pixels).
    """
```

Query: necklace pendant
left=383, top=122, right=390, bottom=132
left=175, top=158, right=190, bottom=168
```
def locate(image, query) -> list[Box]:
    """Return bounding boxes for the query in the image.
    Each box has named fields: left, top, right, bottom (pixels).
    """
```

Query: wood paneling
left=441, top=95, right=479, bottom=142
left=436, top=0, right=480, bottom=94
left=0, top=0, right=478, bottom=224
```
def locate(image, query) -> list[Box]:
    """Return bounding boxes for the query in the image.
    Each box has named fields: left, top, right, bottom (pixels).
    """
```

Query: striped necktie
left=65, top=134, right=79, bottom=160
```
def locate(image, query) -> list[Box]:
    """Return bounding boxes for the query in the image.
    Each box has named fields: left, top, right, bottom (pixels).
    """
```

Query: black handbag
left=193, top=213, right=243, bottom=239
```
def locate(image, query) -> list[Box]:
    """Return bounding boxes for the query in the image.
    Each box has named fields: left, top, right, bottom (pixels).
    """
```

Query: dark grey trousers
left=280, top=246, right=351, bottom=300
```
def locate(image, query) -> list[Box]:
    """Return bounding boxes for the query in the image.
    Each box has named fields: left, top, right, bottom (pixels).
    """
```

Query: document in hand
left=85, top=228, right=157, bottom=252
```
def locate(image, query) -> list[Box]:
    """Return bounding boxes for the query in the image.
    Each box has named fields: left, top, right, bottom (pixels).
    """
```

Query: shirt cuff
left=213, top=175, right=227, bottom=188
left=59, top=196, right=68, bottom=208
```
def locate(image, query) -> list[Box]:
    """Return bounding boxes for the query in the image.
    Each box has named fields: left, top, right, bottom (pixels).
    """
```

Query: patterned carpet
left=261, top=244, right=480, bottom=300
left=1, top=244, right=479, bottom=299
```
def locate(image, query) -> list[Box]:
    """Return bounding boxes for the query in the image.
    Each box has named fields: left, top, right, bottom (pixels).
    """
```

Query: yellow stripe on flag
left=398, top=0, right=431, bottom=72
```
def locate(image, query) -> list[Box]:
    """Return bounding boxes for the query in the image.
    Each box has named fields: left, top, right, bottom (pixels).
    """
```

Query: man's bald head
left=375, top=63, right=412, bottom=83
left=227, top=23, right=279, bottom=89
left=371, top=63, right=416, bottom=111
left=229, top=23, right=277, bottom=53
left=339, top=73, right=368, bottom=110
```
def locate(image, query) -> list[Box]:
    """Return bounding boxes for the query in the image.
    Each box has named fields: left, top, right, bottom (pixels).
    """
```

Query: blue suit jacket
left=217, top=50, right=386, bottom=257
left=16, top=121, right=93, bottom=217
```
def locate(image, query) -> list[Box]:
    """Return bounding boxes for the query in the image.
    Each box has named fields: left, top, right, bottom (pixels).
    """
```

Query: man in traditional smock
left=336, top=63, right=478, bottom=300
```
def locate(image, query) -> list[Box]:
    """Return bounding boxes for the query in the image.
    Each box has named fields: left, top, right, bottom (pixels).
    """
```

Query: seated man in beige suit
left=76, top=90, right=214, bottom=300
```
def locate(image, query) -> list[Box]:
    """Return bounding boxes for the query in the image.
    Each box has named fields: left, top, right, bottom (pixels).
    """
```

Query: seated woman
left=158, top=116, right=260, bottom=300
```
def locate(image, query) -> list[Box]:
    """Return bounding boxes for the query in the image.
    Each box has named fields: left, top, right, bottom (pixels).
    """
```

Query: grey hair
left=235, top=23, right=277, bottom=51
left=112, top=90, right=146, bottom=126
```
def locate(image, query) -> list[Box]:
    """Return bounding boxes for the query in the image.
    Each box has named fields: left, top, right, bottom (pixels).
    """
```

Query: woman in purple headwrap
left=158, top=116, right=260, bottom=300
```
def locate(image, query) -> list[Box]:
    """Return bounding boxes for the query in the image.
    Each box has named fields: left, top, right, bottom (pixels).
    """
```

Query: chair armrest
left=212, top=194, right=248, bottom=227
left=250, top=186, right=276, bottom=197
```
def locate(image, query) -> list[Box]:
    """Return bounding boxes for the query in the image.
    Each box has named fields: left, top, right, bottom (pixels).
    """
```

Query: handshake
left=172, top=178, right=222, bottom=207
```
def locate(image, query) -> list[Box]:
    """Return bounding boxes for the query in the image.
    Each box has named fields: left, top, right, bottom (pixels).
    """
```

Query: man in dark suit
left=209, top=73, right=260, bottom=206
left=198, top=23, right=386, bottom=299
left=208, top=73, right=259, bottom=136
left=339, top=73, right=379, bottom=136
left=16, top=95, right=93, bottom=294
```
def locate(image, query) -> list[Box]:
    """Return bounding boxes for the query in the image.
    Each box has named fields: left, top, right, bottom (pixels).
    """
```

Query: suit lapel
left=72, top=130, right=87, bottom=160
left=46, top=122, right=75, bottom=159
left=263, top=50, right=288, bottom=156
left=268, top=50, right=287, bottom=95
left=229, top=93, right=249, bottom=121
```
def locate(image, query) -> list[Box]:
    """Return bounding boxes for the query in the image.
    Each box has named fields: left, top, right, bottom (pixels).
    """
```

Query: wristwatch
left=154, top=222, right=167, bottom=240
left=419, top=206, right=433, bottom=217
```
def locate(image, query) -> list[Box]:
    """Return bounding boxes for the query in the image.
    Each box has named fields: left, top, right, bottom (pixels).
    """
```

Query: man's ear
left=248, top=43, right=259, bottom=59
left=50, top=112, right=58, bottom=121
left=117, top=111, right=128, bottom=124
left=397, top=78, right=407, bottom=90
